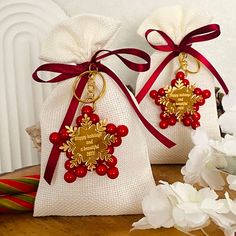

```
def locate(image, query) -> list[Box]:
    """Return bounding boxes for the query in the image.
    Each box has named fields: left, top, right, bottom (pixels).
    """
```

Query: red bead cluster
left=149, top=71, right=211, bottom=130
left=49, top=105, right=129, bottom=183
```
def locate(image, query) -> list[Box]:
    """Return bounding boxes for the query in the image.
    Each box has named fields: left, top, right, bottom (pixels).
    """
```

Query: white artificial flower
left=132, top=181, right=236, bottom=236
left=221, top=89, right=236, bottom=112
left=132, top=186, right=174, bottom=230
left=214, top=193, right=236, bottom=235
left=181, top=128, right=225, bottom=190
left=227, top=175, right=236, bottom=191
left=224, top=192, right=236, bottom=215
left=224, top=227, right=236, bottom=236
left=210, top=135, right=236, bottom=157
left=200, top=192, right=236, bottom=235
left=170, top=182, right=213, bottom=230
left=210, top=135, right=236, bottom=175
left=133, top=181, right=221, bottom=232
left=219, top=89, right=236, bottom=135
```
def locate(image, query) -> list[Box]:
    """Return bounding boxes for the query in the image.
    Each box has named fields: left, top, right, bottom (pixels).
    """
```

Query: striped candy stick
left=0, top=192, right=36, bottom=213
left=0, top=175, right=39, bottom=195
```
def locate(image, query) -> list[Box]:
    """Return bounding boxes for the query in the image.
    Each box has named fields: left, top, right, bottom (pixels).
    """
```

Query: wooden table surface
left=0, top=164, right=229, bottom=236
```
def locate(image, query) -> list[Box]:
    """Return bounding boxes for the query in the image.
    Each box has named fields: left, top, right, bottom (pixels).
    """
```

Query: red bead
left=66, top=151, right=73, bottom=159
left=90, top=114, right=100, bottom=124
left=75, top=165, right=87, bottom=178
left=97, top=159, right=104, bottom=164
left=158, top=88, right=166, bottom=96
left=60, top=128, right=69, bottom=140
left=155, top=96, right=161, bottom=105
left=64, top=171, right=76, bottom=183
left=113, top=136, right=122, bottom=147
left=161, top=105, right=166, bottom=111
left=76, top=115, right=83, bottom=126
left=184, top=112, right=190, bottom=117
left=81, top=105, right=93, bottom=116
left=183, top=79, right=189, bottom=86
left=64, top=160, right=72, bottom=170
left=168, top=117, right=177, bottom=126
left=171, top=79, right=177, bottom=87
left=160, top=112, right=169, bottom=120
left=202, top=89, right=211, bottom=99
left=192, top=112, right=201, bottom=121
left=193, top=104, right=199, bottom=111
left=106, top=123, right=117, bottom=134
left=192, top=121, right=200, bottom=129
left=159, top=120, right=168, bottom=129
left=176, top=71, right=185, bottom=80
left=96, top=164, right=107, bottom=176
left=149, top=90, right=158, bottom=99
left=107, top=146, right=114, bottom=154
left=106, top=156, right=117, bottom=167
left=194, top=88, right=202, bottom=95
left=197, top=98, right=205, bottom=106
left=117, top=125, right=129, bottom=137
left=107, top=167, right=119, bottom=179
left=182, top=117, right=192, bottom=126
left=49, top=132, right=60, bottom=144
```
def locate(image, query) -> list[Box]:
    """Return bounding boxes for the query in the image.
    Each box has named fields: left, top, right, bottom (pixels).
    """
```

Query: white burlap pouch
left=33, top=14, right=155, bottom=216
left=135, top=6, right=221, bottom=164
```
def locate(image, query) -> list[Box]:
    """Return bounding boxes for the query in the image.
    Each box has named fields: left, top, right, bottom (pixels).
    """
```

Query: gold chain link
left=72, top=70, right=106, bottom=106
left=179, top=52, right=188, bottom=71
left=86, top=72, right=96, bottom=102
left=177, top=52, right=200, bottom=76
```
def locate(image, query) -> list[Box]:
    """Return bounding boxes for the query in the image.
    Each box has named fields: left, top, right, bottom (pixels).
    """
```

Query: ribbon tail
left=136, top=52, right=178, bottom=103
left=44, top=76, right=89, bottom=184
left=186, top=47, right=229, bottom=94
left=32, top=63, right=89, bottom=83
left=99, top=64, right=176, bottom=148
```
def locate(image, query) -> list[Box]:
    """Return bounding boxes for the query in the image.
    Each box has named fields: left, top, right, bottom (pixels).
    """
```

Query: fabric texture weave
left=34, top=14, right=155, bottom=216
left=135, top=6, right=221, bottom=164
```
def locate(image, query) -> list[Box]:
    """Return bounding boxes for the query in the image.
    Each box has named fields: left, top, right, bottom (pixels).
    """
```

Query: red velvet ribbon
left=136, top=24, right=229, bottom=103
left=33, top=48, right=176, bottom=184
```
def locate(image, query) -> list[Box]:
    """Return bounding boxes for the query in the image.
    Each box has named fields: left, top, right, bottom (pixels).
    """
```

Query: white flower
left=170, top=182, right=214, bottom=230
left=227, top=175, right=236, bottom=191
left=132, top=181, right=221, bottom=232
left=181, top=128, right=225, bottom=190
left=221, top=89, right=236, bottom=112
left=219, top=89, right=236, bottom=135
left=214, top=193, right=236, bottom=235
left=210, top=135, right=236, bottom=175
left=224, top=192, right=236, bottom=216
left=132, top=181, right=236, bottom=236
left=224, top=227, right=236, bottom=236
left=132, top=186, right=174, bottom=230
left=210, top=134, right=236, bottom=157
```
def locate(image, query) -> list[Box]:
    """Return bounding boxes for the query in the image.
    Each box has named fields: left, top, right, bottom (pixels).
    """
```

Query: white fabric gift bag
left=33, top=14, right=155, bottom=216
left=135, top=6, right=221, bottom=164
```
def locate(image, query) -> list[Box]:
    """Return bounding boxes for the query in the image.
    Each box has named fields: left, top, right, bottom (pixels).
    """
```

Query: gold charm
left=149, top=53, right=211, bottom=130
left=160, top=79, right=200, bottom=120
left=49, top=66, right=129, bottom=183
left=60, top=114, right=115, bottom=170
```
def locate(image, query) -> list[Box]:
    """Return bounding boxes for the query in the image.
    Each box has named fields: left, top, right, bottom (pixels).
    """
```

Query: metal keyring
left=177, top=52, right=200, bottom=75
left=72, top=70, right=106, bottom=104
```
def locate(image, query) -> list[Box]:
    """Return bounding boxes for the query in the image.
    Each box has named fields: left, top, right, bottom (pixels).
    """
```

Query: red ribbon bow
left=136, top=24, right=229, bottom=103
left=33, top=48, right=176, bottom=184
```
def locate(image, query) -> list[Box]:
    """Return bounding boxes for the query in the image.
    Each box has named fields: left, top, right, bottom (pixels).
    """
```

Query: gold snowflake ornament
left=160, top=79, right=200, bottom=120
left=60, top=114, right=115, bottom=170
left=49, top=105, right=129, bottom=183
left=149, top=71, right=211, bottom=130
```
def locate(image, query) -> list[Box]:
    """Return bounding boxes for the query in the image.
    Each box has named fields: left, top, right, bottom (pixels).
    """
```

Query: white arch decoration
left=0, top=0, right=67, bottom=173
